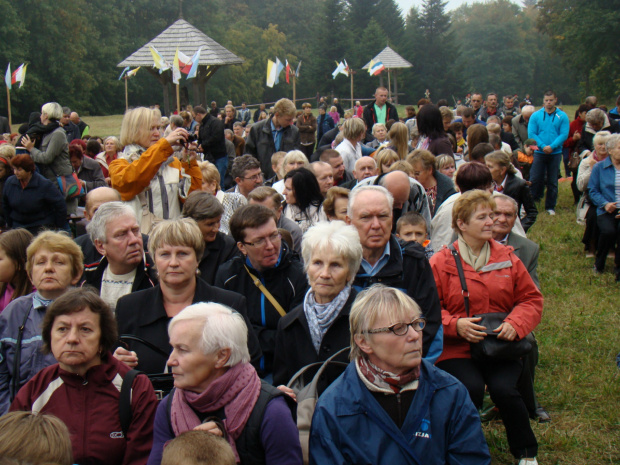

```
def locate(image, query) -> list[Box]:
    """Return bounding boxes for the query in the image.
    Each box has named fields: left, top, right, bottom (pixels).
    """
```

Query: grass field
left=13, top=106, right=618, bottom=463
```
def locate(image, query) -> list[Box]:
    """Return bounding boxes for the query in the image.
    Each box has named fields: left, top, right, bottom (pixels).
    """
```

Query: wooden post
left=350, top=72, right=354, bottom=109
left=387, top=68, right=392, bottom=102
left=393, top=70, right=398, bottom=105
left=124, top=77, right=129, bottom=112
left=176, top=83, right=180, bottom=113
left=292, top=74, right=296, bottom=106
left=6, top=87, right=11, bottom=127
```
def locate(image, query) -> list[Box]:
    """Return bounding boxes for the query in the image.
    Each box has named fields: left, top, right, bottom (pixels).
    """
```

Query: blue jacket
left=0, top=293, right=57, bottom=414
left=309, top=360, right=490, bottom=465
left=527, top=107, right=569, bottom=155
left=588, top=157, right=619, bottom=216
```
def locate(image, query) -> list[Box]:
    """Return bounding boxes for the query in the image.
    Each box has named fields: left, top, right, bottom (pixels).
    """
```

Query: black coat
left=115, top=278, right=262, bottom=375
left=214, top=242, right=308, bottom=374
left=245, top=117, right=301, bottom=178
left=198, top=232, right=239, bottom=285
left=503, top=173, right=538, bottom=232
left=272, top=289, right=357, bottom=386
left=362, top=101, right=398, bottom=136
left=198, top=113, right=227, bottom=159
left=433, top=171, right=457, bottom=216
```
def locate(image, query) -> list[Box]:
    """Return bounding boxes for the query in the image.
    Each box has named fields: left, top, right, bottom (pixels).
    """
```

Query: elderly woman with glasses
left=309, top=284, right=490, bottom=465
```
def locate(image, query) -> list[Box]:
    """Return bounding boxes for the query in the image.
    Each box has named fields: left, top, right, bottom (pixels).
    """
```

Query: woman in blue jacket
left=309, top=284, right=490, bottom=465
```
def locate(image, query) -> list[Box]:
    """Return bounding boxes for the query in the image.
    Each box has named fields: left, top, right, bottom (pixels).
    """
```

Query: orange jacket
left=430, top=240, right=543, bottom=363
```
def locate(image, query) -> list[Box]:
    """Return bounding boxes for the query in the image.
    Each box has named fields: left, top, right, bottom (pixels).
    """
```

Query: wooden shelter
left=363, top=46, right=412, bottom=105
left=118, top=19, right=243, bottom=114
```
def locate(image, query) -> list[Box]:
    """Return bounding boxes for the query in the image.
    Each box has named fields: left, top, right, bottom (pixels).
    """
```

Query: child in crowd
left=396, top=212, right=434, bottom=259
left=515, top=138, right=537, bottom=180
left=161, top=430, right=235, bottom=465
left=449, top=121, right=467, bottom=155
left=502, top=115, right=513, bottom=134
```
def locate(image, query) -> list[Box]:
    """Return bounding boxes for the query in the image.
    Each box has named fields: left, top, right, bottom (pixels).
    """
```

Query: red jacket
left=11, top=355, right=157, bottom=465
left=563, top=118, right=584, bottom=149
left=430, top=240, right=543, bottom=363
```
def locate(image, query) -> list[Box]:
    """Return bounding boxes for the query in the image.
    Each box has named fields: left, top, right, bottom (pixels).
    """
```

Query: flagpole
left=350, top=72, right=354, bottom=109
left=387, top=68, right=392, bottom=102
left=124, top=77, right=129, bottom=112
left=292, top=74, right=296, bottom=107
left=176, top=84, right=180, bottom=113
left=6, top=87, right=11, bottom=127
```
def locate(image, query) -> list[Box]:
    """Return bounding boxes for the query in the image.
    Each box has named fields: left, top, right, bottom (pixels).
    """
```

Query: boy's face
left=502, top=123, right=511, bottom=133
left=455, top=130, right=463, bottom=141
left=525, top=145, right=534, bottom=156
left=397, top=223, right=427, bottom=245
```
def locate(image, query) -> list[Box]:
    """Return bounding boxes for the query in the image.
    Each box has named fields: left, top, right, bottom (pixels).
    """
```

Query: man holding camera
left=194, top=105, right=227, bottom=182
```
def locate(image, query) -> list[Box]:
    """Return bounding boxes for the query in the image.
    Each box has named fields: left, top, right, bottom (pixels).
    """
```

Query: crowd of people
left=0, top=88, right=618, bottom=465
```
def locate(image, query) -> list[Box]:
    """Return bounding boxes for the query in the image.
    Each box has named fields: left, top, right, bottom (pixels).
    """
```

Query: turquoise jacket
left=528, top=107, right=569, bottom=155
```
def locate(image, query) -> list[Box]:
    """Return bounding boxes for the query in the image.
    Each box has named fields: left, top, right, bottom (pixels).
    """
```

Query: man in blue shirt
left=527, top=90, right=569, bottom=215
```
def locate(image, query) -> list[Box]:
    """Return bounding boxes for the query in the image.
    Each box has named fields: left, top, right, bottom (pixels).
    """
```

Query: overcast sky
left=394, top=0, right=472, bottom=17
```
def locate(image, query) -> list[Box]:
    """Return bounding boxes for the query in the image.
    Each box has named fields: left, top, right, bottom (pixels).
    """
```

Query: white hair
left=41, top=102, right=63, bottom=121
left=606, top=133, right=620, bottom=153
left=169, top=302, right=250, bottom=366
left=302, top=221, right=363, bottom=284
left=86, top=201, right=137, bottom=244
left=348, top=185, right=394, bottom=217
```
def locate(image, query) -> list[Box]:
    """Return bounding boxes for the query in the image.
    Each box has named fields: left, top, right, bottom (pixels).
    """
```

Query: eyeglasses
left=242, top=173, right=263, bottom=181
left=243, top=231, right=281, bottom=248
left=366, top=318, right=426, bottom=336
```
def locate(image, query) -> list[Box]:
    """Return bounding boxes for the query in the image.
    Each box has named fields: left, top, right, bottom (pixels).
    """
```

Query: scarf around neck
left=170, top=362, right=261, bottom=461
left=356, top=356, right=419, bottom=394
left=457, top=235, right=491, bottom=272
left=303, top=285, right=351, bottom=353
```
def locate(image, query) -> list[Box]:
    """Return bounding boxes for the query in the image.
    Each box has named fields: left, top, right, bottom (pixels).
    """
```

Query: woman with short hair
left=273, top=221, right=362, bottom=386
left=374, top=147, right=400, bottom=175
left=182, top=191, right=238, bottom=285
left=335, top=118, right=366, bottom=173
left=322, top=186, right=350, bottom=221
left=368, top=123, right=388, bottom=149
left=109, top=107, right=202, bottom=233
left=148, top=302, right=302, bottom=465
left=2, top=154, right=67, bottom=235
left=309, top=284, right=491, bottom=464
left=407, top=149, right=456, bottom=217
left=199, top=160, right=246, bottom=235
left=0, top=231, right=84, bottom=414
left=272, top=150, right=309, bottom=194
left=11, top=288, right=158, bottom=465
left=95, top=136, right=122, bottom=181
left=431, top=190, right=542, bottom=465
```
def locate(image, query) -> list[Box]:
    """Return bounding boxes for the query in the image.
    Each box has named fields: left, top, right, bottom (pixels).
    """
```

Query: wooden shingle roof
left=118, top=19, right=243, bottom=67
left=362, top=46, right=412, bottom=70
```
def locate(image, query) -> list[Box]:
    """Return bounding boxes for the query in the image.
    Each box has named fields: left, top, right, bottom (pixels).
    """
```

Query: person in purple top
left=147, top=302, right=302, bottom=465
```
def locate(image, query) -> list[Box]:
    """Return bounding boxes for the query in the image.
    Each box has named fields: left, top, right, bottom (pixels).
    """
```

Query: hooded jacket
left=527, top=107, right=569, bottom=155
left=309, top=359, right=491, bottom=465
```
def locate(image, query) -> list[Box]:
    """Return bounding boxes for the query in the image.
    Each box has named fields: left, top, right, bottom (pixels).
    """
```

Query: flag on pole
left=177, top=51, right=191, bottom=74
left=274, top=57, right=285, bottom=85
left=149, top=46, right=169, bottom=72
left=343, top=60, right=350, bottom=76
left=186, top=48, right=202, bottom=79
left=5, top=64, right=11, bottom=90
left=295, top=61, right=301, bottom=78
left=118, top=66, right=130, bottom=80
left=172, top=48, right=181, bottom=85
left=332, top=61, right=348, bottom=79
left=11, top=63, right=27, bottom=88
left=266, top=60, right=277, bottom=88
left=127, top=67, right=141, bottom=78
left=369, top=60, right=385, bottom=76
left=285, top=60, right=290, bottom=84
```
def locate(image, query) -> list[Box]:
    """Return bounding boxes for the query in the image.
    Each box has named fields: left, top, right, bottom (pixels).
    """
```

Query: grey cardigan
left=29, top=126, right=72, bottom=181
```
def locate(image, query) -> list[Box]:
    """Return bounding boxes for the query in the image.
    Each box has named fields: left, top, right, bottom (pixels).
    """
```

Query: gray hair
left=492, top=193, right=519, bottom=214
left=103, top=136, right=122, bottom=152
left=348, top=185, right=394, bottom=217
left=41, top=102, right=63, bottom=121
left=231, top=154, right=261, bottom=180
left=371, top=123, right=387, bottom=136
left=606, top=133, right=620, bottom=153
left=86, top=201, right=137, bottom=244
left=224, top=129, right=233, bottom=138
left=170, top=115, right=184, bottom=128
left=302, top=221, right=363, bottom=285
left=169, top=302, right=250, bottom=366
left=62, top=106, right=71, bottom=116
left=182, top=191, right=224, bottom=221
left=586, top=108, right=606, bottom=126
left=233, top=121, right=244, bottom=129
left=592, top=130, right=611, bottom=147
left=521, top=105, right=535, bottom=117
left=349, top=284, right=421, bottom=360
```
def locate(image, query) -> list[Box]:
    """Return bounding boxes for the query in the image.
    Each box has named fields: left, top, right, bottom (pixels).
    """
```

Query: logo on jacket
left=110, top=431, right=125, bottom=439
left=414, top=419, right=431, bottom=439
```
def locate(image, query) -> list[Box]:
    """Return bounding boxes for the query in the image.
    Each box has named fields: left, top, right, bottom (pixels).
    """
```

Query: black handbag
left=119, top=335, right=174, bottom=400
left=448, top=245, right=532, bottom=361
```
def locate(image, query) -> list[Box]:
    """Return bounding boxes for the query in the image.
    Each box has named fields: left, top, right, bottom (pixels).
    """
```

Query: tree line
left=0, top=0, right=616, bottom=121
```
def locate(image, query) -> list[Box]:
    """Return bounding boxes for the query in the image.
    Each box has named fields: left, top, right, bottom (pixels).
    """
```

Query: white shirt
left=101, top=267, right=137, bottom=311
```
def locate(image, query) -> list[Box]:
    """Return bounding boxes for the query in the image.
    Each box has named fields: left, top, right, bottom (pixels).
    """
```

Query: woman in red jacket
left=564, top=104, right=589, bottom=203
left=430, top=189, right=543, bottom=465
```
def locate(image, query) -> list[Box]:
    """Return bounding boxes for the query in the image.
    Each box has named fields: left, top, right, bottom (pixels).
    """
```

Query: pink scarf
left=170, top=362, right=261, bottom=461
left=357, top=356, right=420, bottom=394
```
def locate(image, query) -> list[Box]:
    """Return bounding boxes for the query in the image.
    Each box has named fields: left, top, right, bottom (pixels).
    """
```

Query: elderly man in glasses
left=214, top=204, right=308, bottom=378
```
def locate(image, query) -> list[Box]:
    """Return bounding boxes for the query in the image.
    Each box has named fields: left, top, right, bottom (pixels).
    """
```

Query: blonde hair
left=40, top=102, right=63, bottom=121
left=148, top=218, right=205, bottom=263
left=484, top=150, right=517, bottom=175
left=349, top=284, right=421, bottom=359
left=0, top=144, right=16, bottom=160
left=452, top=189, right=496, bottom=232
left=120, top=107, right=161, bottom=147
left=26, top=231, right=84, bottom=280
left=342, top=117, right=366, bottom=141
left=388, top=122, right=410, bottom=160
left=161, top=430, right=235, bottom=465
left=0, top=411, right=73, bottom=465
left=280, top=150, right=309, bottom=177
left=389, top=160, right=414, bottom=176
left=199, top=160, right=221, bottom=191
left=375, top=147, right=399, bottom=174
left=273, top=98, right=297, bottom=117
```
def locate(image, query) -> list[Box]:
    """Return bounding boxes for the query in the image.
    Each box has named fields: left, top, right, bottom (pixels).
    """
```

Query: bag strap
left=119, top=334, right=171, bottom=358
left=364, top=409, right=422, bottom=465
left=11, top=305, right=34, bottom=401
left=448, top=244, right=470, bottom=317
left=244, top=265, right=286, bottom=317
left=119, top=369, right=142, bottom=437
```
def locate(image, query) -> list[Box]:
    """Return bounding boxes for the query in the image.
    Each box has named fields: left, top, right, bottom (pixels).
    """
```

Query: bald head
left=70, top=112, right=80, bottom=125
left=84, top=187, right=122, bottom=220
left=380, top=171, right=410, bottom=209
left=521, top=105, right=535, bottom=121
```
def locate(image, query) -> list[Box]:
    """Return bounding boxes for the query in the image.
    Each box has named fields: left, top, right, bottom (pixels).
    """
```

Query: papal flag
left=266, top=59, right=277, bottom=88
left=127, top=67, right=141, bottom=78
left=172, top=48, right=182, bottom=85
left=149, top=46, right=169, bottom=72
left=274, top=57, right=285, bottom=85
